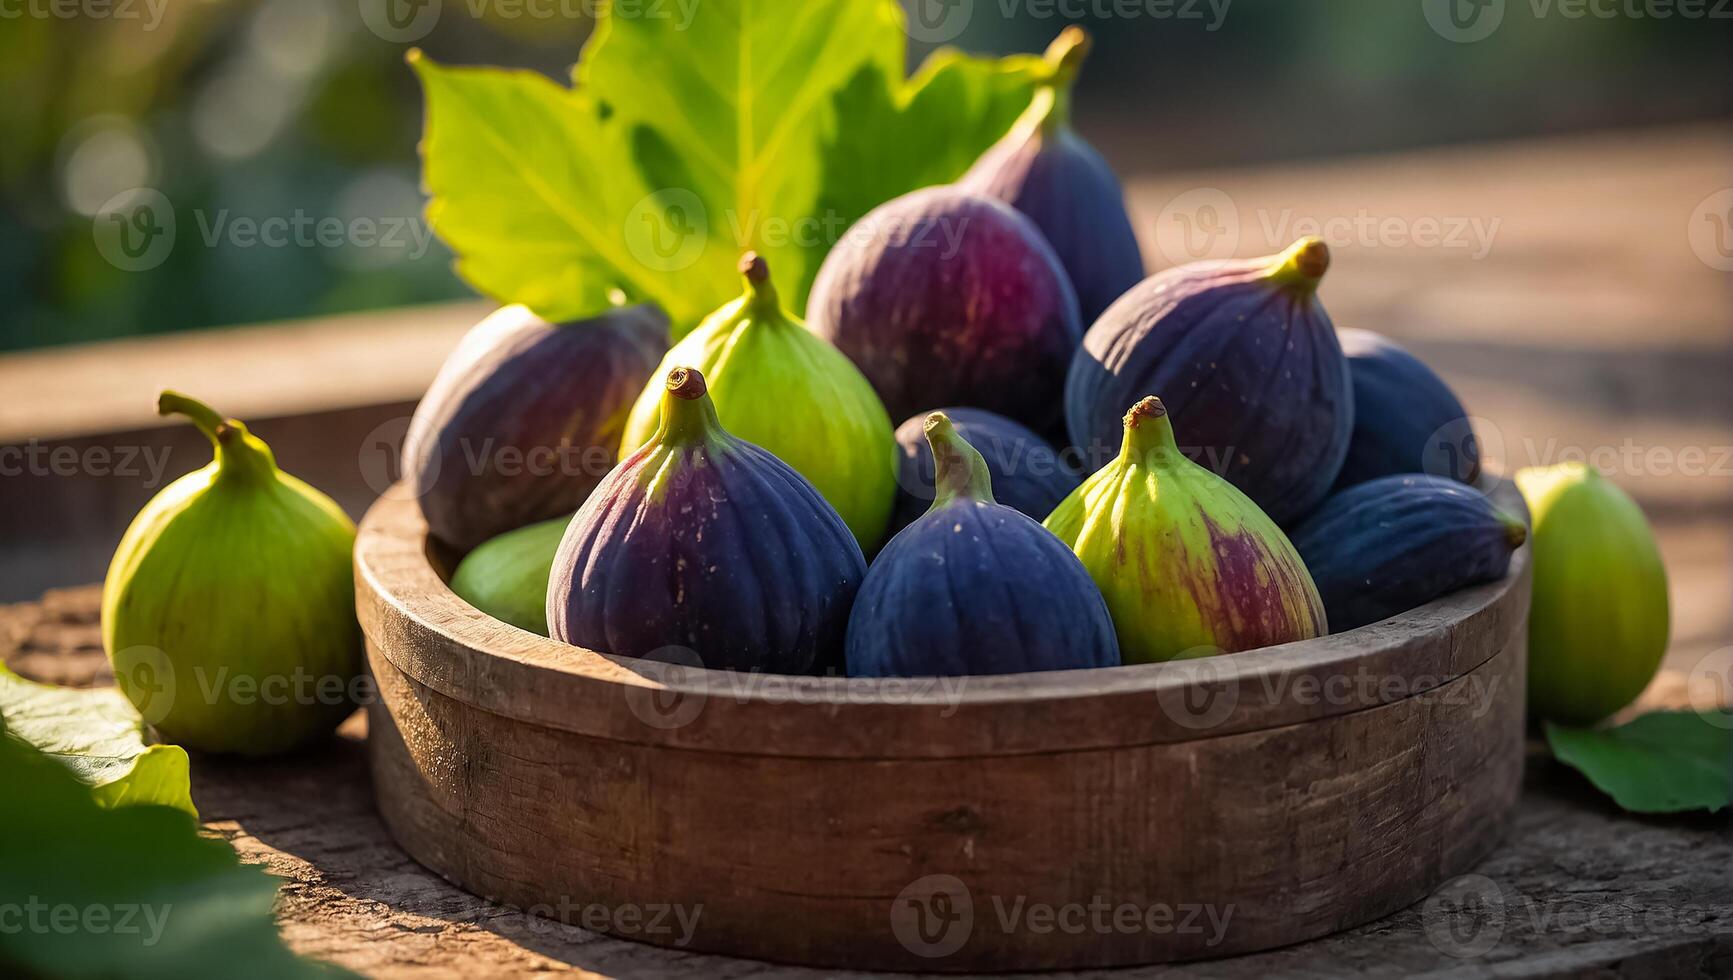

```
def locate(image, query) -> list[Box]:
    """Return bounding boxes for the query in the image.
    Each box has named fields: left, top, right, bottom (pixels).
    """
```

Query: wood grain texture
left=356, top=481, right=1533, bottom=970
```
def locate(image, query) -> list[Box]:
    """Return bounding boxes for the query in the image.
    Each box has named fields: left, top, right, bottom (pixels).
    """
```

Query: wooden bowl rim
left=355, top=482, right=1530, bottom=759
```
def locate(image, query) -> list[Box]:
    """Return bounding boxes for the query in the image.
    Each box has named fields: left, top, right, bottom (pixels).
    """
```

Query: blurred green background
left=0, top=0, right=1726, bottom=352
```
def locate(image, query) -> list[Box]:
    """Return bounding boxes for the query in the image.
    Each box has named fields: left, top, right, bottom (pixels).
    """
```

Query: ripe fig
left=1065, top=238, right=1353, bottom=524
left=889, top=407, right=1079, bottom=537
left=1517, top=463, right=1669, bottom=725
left=550, top=367, right=866, bottom=675
left=958, top=27, right=1143, bottom=324
left=449, top=515, right=568, bottom=636
left=847, top=414, right=1118, bottom=677
left=1333, top=328, right=1478, bottom=490
left=806, top=185, right=1083, bottom=433
left=404, top=303, right=668, bottom=551
left=101, top=392, right=362, bottom=756
left=1044, top=396, right=1327, bottom=663
left=619, top=254, right=897, bottom=550
left=1287, top=475, right=1527, bottom=633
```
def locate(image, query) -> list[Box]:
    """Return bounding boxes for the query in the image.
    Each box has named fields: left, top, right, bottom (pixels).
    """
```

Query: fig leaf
left=0, top=736, right=349, bottom=978
left=0, top=664, right=195, bottom=817
left=1545, top=711, right=1732, bottom=814
left=412, top=0, right=1044, bottom=330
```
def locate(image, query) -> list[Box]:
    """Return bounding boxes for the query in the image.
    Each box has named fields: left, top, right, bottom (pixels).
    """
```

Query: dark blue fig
left=1065, top=238, right=1352, bottom=525
left=847, top=413, right=1119, bottom=677
left=1287, top=474, right=1527, bottom=633
left=958, top=28, right=1143, bottom=325
left=806, top=185, right=1082, bottom=433
left=889, top=407, right=1079, bottom=537
left=404, top=304, right=669, bottom=550
left=1333, top=328, right=1479, bottom=491
left=548, top=367, right=866, bottom=675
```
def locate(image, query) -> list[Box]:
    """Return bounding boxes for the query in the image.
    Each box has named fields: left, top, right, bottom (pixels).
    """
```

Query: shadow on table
left=190, top=715, right=767, bottom=978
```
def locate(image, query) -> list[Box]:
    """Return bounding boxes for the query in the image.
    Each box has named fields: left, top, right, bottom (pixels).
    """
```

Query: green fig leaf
left=413, top=0, right=1044, bottom=332
left=0, top=737, right=349, bottom=979
left=813, top=49, right=1049, bottom=268
left=0, top=664, right=195, bottom=817
left=1545, top=711, right=1733, bottom=814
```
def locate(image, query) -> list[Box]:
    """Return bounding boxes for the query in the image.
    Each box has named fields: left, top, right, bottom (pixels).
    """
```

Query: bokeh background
left=1, top=0, right=1728, bottom=351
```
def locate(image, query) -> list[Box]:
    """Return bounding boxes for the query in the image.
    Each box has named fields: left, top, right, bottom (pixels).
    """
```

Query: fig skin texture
left=1044, top=396, right=1327, bottom=663
left=806, top=185, right=1083, bottom=433
left=958, top=28, right=1143, bottom=325
left=620, top=254, right=897, bottom=551
left=1517, top=463, right=1670, bottom=726
left=1288, top=474, right=1527, bottom=633
left=449, top=515, right=569, bottom=636
left=404, top=303, right=669, bottom=552
left=889, top=407, right=1079, bottom=537
left=847, top=414, right=1119, bottom=677
left=102, top=392, right=362, bottom=756
left=1065, top=238, right=1352, bottom=525
left=550, top=367, right=867, bottom=675
left=1333, top=328, right=1478, bottom=490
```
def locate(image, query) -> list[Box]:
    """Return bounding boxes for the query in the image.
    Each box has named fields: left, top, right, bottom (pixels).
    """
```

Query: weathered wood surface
left=4, top=586, right=1730, bottom=978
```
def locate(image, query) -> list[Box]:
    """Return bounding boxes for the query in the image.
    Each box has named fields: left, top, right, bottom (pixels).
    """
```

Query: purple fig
left=889, top=407, right=1078, bottom=537
left=806, top=185, right=1082, bottom=433
left=1333, top=328, right=1479, bottom=490
left=959, top=28, right=1143, bottom=324
left=547, top=367, right=866, bottom=675
left=403, top=303, right=668, bottom=551
left=847, top=413, right=1119, bottom=677
left=1065, top=238, right=1353, bottom=525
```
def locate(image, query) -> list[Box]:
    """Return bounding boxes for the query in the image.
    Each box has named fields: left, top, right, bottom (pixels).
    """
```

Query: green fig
left=619, top=253, right=898, bottom=550
left=1517, top=462, right=1670, bottom=725
left=1044, top=396, right=1327, bottom=663
left=101, top=392, right=361, bottom=756
left=449, top=515, right=568, bottom=636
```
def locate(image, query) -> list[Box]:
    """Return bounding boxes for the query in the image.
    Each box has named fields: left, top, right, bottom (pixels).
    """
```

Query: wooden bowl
left=355, top=485, right=1530, bottom=971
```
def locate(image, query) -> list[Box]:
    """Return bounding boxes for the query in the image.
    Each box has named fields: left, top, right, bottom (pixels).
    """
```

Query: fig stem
left=738, top=252, right=782, bottom=320
left=1120, top=396, right=1181, bottom=463
left=924, top=413, right=996, bottom=507
left=654, top=367, right=724, bottom=447
left=158, top=390, right=227, bottom=444
left=1266, top=237, right=1330, bottom=292
left=158, top=390, right=276, bottom=480
left=1027, top=26, right=1091, bottom=134
left=1500, top=513, right=1529, bottom=549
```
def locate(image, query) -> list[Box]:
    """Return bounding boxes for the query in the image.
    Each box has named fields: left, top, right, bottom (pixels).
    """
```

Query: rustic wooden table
left=5, top=125, right=1731, bottom=977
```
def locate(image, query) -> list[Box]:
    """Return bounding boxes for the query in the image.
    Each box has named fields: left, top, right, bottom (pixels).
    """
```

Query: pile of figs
left=423, top=27, right=1536, bottom=678
left=92, top=27, right=1672, bottom=760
